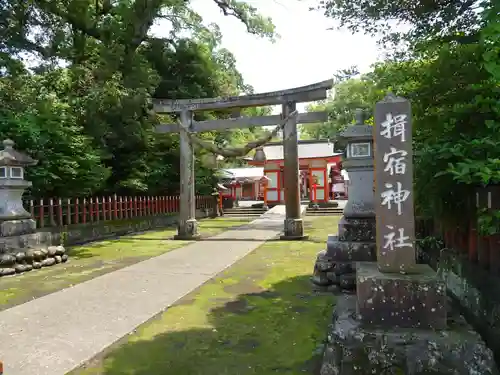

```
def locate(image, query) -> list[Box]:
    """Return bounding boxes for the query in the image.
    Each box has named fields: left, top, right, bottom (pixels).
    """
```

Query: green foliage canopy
left=0, top=0, right=276, bottom=197
left=311, top=0, right=500, bottom=229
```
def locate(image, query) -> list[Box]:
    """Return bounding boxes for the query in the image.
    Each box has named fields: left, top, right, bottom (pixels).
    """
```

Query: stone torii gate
left=154, top=79, right=333, bottom=240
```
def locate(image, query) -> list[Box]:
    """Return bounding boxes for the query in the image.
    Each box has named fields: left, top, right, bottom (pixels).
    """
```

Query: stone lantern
left=337, top=108, right=375, bottom=217
left=311, top=109, right=377, bottom=291
left=0, top=139, right=38, bottom=226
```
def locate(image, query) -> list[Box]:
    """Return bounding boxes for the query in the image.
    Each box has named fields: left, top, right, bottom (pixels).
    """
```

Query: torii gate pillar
left=280, top=101, right=305, bottom=240
left=174, top=110, right=199, bottom=240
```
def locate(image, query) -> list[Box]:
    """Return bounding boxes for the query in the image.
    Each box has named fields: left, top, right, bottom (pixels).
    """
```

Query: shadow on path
left=75, top=275, right=334, bottom=375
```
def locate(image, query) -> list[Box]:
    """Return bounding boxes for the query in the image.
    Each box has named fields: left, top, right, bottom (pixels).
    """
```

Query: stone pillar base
left=356, top=262, right=446, bottom=329
left=174, top=218, right=201, bottom=240
left=0, top=219, right=36, bottom=237
left=280, top=218, right=308, bottom=240
left=311, top=216, right=376, bottom=291
left=319, top=294, right=498, bottom=375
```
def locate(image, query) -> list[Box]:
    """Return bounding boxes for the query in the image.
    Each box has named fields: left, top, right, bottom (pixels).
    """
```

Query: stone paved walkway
left=0, top=206, right=303, bottom=375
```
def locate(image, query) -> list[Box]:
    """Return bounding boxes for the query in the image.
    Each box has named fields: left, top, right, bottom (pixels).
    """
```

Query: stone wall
left=437, top=248, right=500, bottom=364
left=49, top=209, right=211, bottom=246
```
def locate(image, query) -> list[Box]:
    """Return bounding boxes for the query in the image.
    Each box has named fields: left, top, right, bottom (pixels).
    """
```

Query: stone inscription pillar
left=174, top=110, right=199, bottom=240
left=281, top=101, right=305, bottom=240
left=356, top=94, right=446, bottom=328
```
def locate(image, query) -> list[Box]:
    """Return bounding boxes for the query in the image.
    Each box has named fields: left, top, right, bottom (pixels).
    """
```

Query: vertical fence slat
left=82, top=198, right=87, bottom=224
left=57, top=198, right=63, bottom=227
left=95, top=197, right=100, bottom=222
left=39, top=198, right=45, bottom=228
left=66, top=198, right=72, bottom=226
left=29, top=199, right=35, bottom=219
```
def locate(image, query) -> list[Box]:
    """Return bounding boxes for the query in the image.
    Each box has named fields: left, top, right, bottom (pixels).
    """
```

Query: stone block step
left=326, top=235, right=376, bottom=262
left=306, top=208, right=343, bottom=216
left=223, top=213, right=263, bottom=217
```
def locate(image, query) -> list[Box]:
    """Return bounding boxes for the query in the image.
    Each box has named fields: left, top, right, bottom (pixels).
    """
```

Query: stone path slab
left=0, top=205, right=303, bottom=375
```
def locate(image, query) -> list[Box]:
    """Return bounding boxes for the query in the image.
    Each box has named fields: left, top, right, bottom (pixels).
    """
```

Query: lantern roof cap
left=0, top=139, right=37, bottom=167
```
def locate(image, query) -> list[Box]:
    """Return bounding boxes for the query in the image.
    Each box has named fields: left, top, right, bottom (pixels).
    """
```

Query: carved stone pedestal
left=174, top=218, right=200, bottom=240
left=312, top=217, right=376, bottom=290
left=319, top=294, right=498, bottom=375
left=280, top=218, right=308, bottom=240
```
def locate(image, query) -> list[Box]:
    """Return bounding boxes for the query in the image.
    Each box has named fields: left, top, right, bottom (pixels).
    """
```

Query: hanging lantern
left=253, top=146, right=266, bottom=162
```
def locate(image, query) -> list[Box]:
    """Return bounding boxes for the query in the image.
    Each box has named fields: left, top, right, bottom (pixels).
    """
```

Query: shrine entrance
left=153, top=80, right=333, bottom=240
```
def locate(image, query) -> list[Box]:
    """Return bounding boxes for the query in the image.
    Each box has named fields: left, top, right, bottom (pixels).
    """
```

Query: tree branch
left=212, top=0, right=253, bottom=33
left=35, top=0, right=103, bottom=40
left=179, top=111, right=298, bottom=158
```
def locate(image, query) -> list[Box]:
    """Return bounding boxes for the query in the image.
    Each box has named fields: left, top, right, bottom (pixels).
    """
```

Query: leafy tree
left=0, top=71, right=109, bottom=198
left=300, top=77, right=380, bottom=141
left=0, top=0, right=277, bottom=197
left=314, top=0, right=500, bottom=230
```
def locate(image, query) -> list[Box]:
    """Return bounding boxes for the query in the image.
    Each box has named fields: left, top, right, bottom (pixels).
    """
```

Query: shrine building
left=219, top=140, right=343, bottom=204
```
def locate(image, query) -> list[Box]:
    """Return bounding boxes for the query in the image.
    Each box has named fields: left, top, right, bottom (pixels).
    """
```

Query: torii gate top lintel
left=153, top=79, right=333, bottom=114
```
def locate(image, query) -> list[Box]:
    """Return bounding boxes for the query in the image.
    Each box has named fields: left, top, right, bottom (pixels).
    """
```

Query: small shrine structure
left=246, top=139, right=342, bottom=203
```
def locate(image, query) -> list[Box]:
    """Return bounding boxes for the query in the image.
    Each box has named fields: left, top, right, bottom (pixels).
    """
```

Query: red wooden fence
left=24, top=195, right=214, bottom=229
left=417, top=216, right=500, bottom=275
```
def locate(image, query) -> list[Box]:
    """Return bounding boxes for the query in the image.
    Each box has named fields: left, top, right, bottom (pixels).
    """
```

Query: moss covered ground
left=70, top=215, right=339, bottom=375
left=0, top=217, right=250, bottom=310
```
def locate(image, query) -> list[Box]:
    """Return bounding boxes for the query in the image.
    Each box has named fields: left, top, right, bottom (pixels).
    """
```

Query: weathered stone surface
left=437, top=248, right=500, bottom=362
left=320, top=294, right=499, bottom=375
left=47, top=246, right=58, bottom=256
left=0, top=231, right=54, bottom=252
left=0, top=219, right=36, bottom=237
left=326, top=235, right=376, bottom=262
left=174, top=218, right=200, bottom=240
left=0, top=267, right=15, bottom=276
left=55, top=245, right=65, bottom=255
left=42, top=258, right=56, bottom=267
left=339, top=273, right=356, bottom=289
left=24, top=249, right=35, bottom=263
left=33, top=250, right=43, bottom=261
left=337, top=216, right=376, bottom=242
left=281, top=218, right=305, bottom=240
left=335, top=262, right=354, bottom=275
left=61, top=254, right=68, bottom=262
left=54, top=255, right=62, bottom=263
left=357, top=262, right=447, bottom=329
left=32, top=261, right=42, bottom=269
left=313, top=259, right=357, bottom=291
left=14, top=264, right=26, bottom=273
left=312, top=269, right=331, bottom=286
left=15, top=251, right=25, bottom=263
left=315, top=250, right=335, bottom=272
left=0, top=253, right=15, bottom=266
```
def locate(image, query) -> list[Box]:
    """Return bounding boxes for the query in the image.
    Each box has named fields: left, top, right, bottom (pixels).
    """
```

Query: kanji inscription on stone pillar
left=374, top=94, right=416, bottom=274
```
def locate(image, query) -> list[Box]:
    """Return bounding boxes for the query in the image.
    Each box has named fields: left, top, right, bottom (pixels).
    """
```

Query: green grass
left=70, top=216, right=339, bottom=375
left=0, top=217, right=250, bottom=311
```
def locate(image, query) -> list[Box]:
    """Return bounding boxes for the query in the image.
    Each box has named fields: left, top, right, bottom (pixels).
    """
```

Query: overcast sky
left=152, top=0, right=381, bottom=112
